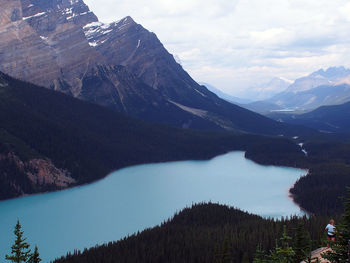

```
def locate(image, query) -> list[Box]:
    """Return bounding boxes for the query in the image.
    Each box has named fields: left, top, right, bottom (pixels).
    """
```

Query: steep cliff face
left=0, top=0, right=59, bottom=87
left=0, top=0, right=103, bottom=92
left=0, top=0, right=309, bottom=135
left=91, top=17, right=208, bottom=103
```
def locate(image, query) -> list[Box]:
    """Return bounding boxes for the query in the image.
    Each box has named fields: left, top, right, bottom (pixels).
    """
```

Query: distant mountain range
left=199, top=83, right=252, bottom=104
left=251, top=77, right=293, bottom=101
left=0, top=0, right=306, bottom=135
left=198, top=83, right=284, bottom=114
left=237, top=67, right=350, bottom=114
left=268, top=101, right=350, bottom=134
left=265, top=67, right=350, bottom=111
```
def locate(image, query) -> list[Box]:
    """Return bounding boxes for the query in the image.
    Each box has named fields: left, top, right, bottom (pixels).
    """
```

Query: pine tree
left=28, top=246, right=41, bottom=263
left=253, top=244, right=268, bottom=263
left=293, top=222, right=311, bottom=263
left=215, top=237, right=233, bottom=263
left=269, top=226, right=295, bottom=263
left=221, top=237, right=233, bottom=263
left=323, top=187, right=350, bottom=262
left=5, top=220, right=31, bottom=263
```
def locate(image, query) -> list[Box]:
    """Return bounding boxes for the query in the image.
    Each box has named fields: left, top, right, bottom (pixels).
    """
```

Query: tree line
left=52, top=203, right=330, bottom=263
left=254, top=187, right=350, bottom=263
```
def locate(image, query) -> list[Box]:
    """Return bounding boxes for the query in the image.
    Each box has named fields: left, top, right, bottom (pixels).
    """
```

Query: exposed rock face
left=0, top=151, right=75, bottom=200
left=0, top=0, right=102, bottom=91
left=0, top=0, right=301, bottom=135
left=88, top=17, right=217, bottom=106
left=26, top=158, right=75, bottom=187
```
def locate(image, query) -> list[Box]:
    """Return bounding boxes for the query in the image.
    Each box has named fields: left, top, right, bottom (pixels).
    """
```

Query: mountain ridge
left=268, top=101, right=350, bottom=134
left=0, top=0, right=313, bottom=136
left=266, top=67, right=350, bottom=110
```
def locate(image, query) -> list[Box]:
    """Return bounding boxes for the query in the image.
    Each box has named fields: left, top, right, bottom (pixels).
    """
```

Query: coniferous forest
left=2, top=72, right=350, bottom=216
left=52, top=203, right=330, bottom=263
left=2, top=0, right=350, bottom=262
left=1, top=66, right=350, bottom=263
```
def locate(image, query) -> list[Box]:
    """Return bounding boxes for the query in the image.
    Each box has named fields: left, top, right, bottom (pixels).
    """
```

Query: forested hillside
left=290, top=139, right=350, bottom=215
left=269, top=101, right=350, bottom=134
left=1, top=71, right=350, bottom=216
left=0, top=72, right=306, bottom=200
left=53, top=203, right=329, bottom=263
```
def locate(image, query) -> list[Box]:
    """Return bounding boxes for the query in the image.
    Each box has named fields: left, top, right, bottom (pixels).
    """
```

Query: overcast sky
left=84, top=0, right=350, bottom=98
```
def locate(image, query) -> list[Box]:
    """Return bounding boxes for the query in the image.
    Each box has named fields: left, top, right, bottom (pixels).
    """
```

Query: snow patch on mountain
left=23, top=12, right=46, bottom=20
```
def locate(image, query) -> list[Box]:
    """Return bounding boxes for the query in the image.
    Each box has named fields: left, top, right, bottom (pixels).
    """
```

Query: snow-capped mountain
left=267, top=67, right=350, bottom=110
left=284, top=66, right=350, bottom=94
left=0, top=0, right=308, bottom=135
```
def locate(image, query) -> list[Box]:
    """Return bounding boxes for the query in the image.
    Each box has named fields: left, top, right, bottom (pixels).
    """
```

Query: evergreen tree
left=28, top=246, right=41, bottom=263
left=269, top=226, right=295, bottom=263
left=323, top=187, right=350, bottom=262
left=253, top=244, right=268, bottom=263
left=293, top=222, right=311, bottom=263
left=5, top=220, right=31, bottom=263
left=215, top=237, right=233, bottom=263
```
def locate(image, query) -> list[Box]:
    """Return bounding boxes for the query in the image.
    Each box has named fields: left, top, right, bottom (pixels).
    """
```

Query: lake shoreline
left=0, top=151, right=306, bottom=262
left=1, top=150, right=308, bottom=214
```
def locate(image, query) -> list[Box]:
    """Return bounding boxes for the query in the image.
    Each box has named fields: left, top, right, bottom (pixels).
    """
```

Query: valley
left=1, top=0, right=350, bottom=262
left=0, top=152, right=305, bottom=262
left=0, top=71, right=309, bottom=201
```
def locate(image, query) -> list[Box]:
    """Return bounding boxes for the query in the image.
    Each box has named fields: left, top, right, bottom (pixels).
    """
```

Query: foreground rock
left=301, top=247, right=331, bottom=263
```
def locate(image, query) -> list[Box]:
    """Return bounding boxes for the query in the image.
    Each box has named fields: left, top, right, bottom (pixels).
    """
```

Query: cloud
left=84, top=0, right=350, bottom=99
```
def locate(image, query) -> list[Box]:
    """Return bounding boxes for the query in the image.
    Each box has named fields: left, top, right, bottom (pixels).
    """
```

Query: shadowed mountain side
left=0, top=0, right=315, bottom=135
left=0, top=72, right=307, bottom=200
left=268, top=101, right=350, bottom=134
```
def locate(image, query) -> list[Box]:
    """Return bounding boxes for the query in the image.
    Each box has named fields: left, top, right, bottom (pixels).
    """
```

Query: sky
left=84, top=0, right=350, bottom=99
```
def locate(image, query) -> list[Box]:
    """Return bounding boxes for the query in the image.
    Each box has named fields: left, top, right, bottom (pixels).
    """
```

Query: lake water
left=0, top=152, right=306, bottom=262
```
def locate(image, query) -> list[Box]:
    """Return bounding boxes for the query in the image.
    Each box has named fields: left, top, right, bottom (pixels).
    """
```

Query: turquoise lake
left=0, top=152, right=306, bottom=262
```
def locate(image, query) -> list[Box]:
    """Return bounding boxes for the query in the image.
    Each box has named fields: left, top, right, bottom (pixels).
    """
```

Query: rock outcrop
left=301, top=247, right=331, bottom=263
left=0, top=151, right=75, bottom=200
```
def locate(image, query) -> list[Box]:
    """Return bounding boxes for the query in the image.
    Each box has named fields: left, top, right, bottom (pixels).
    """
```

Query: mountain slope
left=0, top=72, right=308, bottom=200
left=267, top=67, right=350, bottom=110
left=0, top=0, right=311, bottom=135
left=268, top=101, right=350, bottom=134
left=269, top=83, right=350, bottom=111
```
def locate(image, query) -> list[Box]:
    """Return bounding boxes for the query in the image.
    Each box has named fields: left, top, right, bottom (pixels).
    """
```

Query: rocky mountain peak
left=284, top=67, right=350, bottom=94
left=0, top=0, right=104, bottom=90
left=311, top=66, right=350, bottom=80
left=83, top=16, right=136, bottom=48
left=0, top=0, right=300, bottom=134
left=21, top=0, right=98, bottom=28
